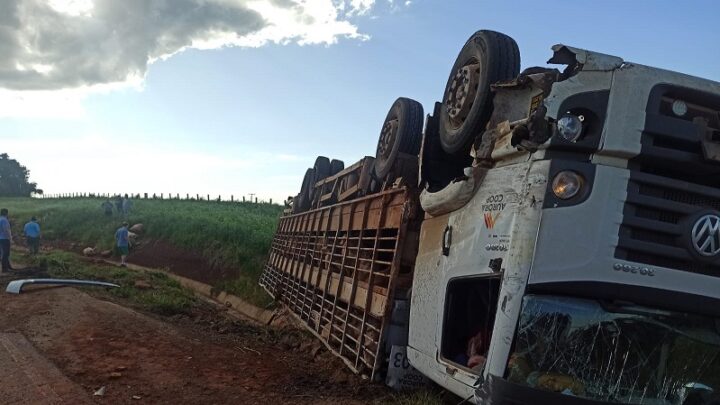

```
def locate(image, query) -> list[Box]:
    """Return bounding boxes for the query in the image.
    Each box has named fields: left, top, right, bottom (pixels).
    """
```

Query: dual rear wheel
left=373, top=30, right=520, bottom=183
left=296, top=29, right=521, bottom=212
left=439, top=30, right=520, bottom=154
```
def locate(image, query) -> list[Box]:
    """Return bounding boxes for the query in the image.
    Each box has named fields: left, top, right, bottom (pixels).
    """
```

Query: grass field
left=26, top=250, right=200, bottom=315
left=0, top=197, right=282, bottom=306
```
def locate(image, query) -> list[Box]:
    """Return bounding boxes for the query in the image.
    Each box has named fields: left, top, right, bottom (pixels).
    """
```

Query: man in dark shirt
left=0, top=208, right=12, bottom=272
left=115, top=196, right=123, bottom=214
left=115, top=222, right=130, bottom=267
left=23, top=216, right=41, bottom=255
left=101, top=199, right=114, bottom=216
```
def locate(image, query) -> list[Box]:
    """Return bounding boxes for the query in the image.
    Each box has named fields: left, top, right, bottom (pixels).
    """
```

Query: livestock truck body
left=261, top=30, right=720, bottom=405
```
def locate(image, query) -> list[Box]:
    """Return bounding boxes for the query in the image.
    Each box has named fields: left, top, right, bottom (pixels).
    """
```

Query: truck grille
left=630, top=86, right=720, bottom=185
left=617, top=172, right=720, bottom=275
left=616, top=84, right=720, bottom=275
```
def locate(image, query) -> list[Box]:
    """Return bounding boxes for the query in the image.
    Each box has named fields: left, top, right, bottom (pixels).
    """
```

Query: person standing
left=101, top=199, right=114, bottom=217
left=115, top=221, right=130, bottom=267
left=23, top=216, right=41, bottom=255
left=0, top=209, right=12, bottom=272
left=115, top=195, right=123, bottom=214
left=122, top=194, right=133, bottom=216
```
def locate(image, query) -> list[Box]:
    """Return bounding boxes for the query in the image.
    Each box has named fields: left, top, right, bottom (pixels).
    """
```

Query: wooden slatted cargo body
left=260, top=187, right=419, bottom=378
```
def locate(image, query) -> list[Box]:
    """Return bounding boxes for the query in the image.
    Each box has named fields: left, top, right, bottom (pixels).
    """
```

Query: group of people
left=0, top=208, right=42, bottom=273
left=102, top=194, right=133, bottom=217
left=0, top=205, right=132, bottom=272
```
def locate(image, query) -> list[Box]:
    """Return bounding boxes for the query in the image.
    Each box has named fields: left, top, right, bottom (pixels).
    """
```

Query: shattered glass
left=506, top=295, right=720, bottom=404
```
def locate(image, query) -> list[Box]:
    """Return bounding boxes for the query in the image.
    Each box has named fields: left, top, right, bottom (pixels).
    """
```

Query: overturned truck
left=261, top=29, right=720, bottom=404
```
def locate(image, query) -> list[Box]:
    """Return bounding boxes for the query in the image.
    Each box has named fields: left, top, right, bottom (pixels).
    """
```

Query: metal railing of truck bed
left=260, top=187, right=416, bottom=378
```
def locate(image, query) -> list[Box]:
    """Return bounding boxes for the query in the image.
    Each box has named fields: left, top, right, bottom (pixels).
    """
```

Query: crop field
left=0, top=197, right=283, bottom=306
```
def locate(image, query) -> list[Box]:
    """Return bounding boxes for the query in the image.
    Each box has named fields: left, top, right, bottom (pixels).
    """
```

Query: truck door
left=408, top=212, right=450, bottom=363
left=408, top=161, right=549, bottom=397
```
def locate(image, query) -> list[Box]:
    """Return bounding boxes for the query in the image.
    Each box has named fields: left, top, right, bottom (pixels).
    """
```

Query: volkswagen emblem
left=691, top=214, right=720, bottom=257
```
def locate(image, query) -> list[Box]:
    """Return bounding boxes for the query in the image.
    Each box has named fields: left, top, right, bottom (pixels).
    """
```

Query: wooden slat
left=259, top=186, right=414, bottom=378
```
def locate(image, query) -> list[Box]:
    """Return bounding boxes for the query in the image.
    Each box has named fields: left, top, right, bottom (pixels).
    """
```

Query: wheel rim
left=377, top=118, right=399, bottom=160
left=446, top=61, right=481, bottom=130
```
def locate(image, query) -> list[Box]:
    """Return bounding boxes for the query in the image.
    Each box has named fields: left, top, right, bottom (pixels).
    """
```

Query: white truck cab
left=409, top=39, right=720, bottom=404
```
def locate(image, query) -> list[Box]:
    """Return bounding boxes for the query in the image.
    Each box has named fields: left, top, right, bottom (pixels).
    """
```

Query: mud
left=45, top=238, right=238, bottom=286
left=0, top=271, right=392, bottom=404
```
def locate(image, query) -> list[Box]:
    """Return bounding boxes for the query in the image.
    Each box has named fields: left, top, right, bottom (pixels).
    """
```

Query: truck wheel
left=296, top=168, right=315, bottom=212
left=291, top=193, right=303, bottom=213
left=439, top=30, right=520, bottom=155
left=330, top=159, right=345, bottom=175
left=374, top=97, right=424, bottom=180
left=313, top=156, right=331, bottom=180
left=339, top=172, right=359, bottom=196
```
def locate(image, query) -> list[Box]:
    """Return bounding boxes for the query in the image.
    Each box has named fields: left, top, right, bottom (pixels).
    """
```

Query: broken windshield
left=506, top=295, right=720, bottom=404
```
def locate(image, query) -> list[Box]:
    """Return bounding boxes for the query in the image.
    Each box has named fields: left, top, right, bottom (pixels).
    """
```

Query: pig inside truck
left=261, top=29, right=720, bottom=404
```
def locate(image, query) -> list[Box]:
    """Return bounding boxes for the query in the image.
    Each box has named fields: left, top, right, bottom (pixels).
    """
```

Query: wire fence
left=37, top=192, right=276, bottom=205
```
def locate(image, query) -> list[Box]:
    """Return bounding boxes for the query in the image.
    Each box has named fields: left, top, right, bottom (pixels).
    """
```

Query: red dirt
left=0, top=270, right=391, bottom=404
left=128, top=239, right=238, bottom=284
left=0, top=331, right=90, bottom=403
left=46, top=238, right=238, bottom=285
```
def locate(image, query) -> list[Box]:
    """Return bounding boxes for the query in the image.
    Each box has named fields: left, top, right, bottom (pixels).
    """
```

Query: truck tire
left=330, top=159, right=345, bottom=175
left=439, top=30, right=520, bottom=155
left=313, top=156, right=331, bottom=180
left=374, top=97, right=424, bottom=180
left=296, top=168, right=315, bottom=212
left=291, top=193, right=303, bottom=213
left=339, top=172, right=359, bottom=196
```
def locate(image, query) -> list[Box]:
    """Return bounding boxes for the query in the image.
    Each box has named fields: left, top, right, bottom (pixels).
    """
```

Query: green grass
left=376, top=388, right=448, bottom=405
left=30, top=251, right=199, bottom=315
left=0, top=197, right=282, bottom=306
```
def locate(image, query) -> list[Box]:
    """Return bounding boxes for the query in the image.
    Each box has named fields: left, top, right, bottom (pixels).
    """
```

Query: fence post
left=242, top=196, right=245, bottom=202
left=231, top=195, right=234, bottom=202
left=269, top=198, right=272, bottom=204
left=207, top=194, right=210, bottom=201
left=255, top=197, right=258, bottom=203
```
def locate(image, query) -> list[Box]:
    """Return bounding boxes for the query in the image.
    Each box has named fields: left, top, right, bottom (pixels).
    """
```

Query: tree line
left=0, top=153, right=41, bottom=197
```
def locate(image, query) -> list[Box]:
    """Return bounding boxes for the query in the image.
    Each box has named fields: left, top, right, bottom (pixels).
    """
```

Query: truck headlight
left=556, top=115, right=583, bottom=142
left=552, top=171, right=584, bottom=200
left=671, top=99, right=688, bottom=117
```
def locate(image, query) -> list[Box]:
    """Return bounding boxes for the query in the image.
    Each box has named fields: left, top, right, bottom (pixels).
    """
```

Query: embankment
left=0, top=197, right=282, bottom=306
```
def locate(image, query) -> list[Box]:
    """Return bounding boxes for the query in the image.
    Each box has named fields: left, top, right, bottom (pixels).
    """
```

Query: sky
left=1, top=0, right=719, bottom=203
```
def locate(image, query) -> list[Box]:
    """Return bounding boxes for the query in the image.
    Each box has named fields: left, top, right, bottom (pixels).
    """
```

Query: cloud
left=348, top=0, right=376, bottom=15
left=0, top=0, right=376, bottom=93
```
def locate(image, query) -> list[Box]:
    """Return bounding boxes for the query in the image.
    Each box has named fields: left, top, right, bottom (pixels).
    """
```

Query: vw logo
left=691, top=214, right=720, bottom=257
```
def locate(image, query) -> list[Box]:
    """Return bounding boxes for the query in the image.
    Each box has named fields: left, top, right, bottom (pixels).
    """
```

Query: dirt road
left=0, top=271, right=393, bottom=404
